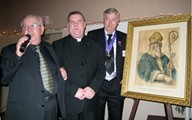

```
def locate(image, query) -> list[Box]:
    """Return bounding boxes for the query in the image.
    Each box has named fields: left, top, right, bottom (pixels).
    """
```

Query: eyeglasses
left=22, top=24, right=41, bottom=31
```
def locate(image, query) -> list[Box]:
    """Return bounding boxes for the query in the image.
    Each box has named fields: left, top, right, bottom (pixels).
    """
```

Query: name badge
left=122, top=50, right=126, bottom=57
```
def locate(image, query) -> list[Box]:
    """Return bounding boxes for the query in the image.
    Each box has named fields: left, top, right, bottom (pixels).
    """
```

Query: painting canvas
left=121, top=14, right=192, bottom=106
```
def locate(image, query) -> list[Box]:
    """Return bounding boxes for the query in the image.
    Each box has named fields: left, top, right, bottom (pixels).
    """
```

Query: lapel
left=116, top=31, right=122, bottom=69
left=116, top=31, right=123, bottom=59
left=100, top=28, right=107, bottom=53
left=41, top=41, right=57, bottom=64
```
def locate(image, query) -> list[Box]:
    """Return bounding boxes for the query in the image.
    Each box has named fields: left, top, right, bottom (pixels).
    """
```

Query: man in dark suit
left=52, top=11, right=106, bottom=120
left=87, top=8, right=127, bottom=120
left=0, top=15, right=66, bottom=120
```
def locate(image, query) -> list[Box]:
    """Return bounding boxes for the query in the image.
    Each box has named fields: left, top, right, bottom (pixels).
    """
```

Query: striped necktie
left=106, top=34, right=114, bottom=74
left=36, top=45, right=54, bottom=93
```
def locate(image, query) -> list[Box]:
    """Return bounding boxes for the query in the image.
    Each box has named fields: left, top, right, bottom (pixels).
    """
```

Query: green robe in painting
left=137, top=53, right=176, bottom=83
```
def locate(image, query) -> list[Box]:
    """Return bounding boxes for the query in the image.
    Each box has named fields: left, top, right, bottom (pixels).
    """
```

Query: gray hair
left=20, top=15, right=43, bottom=28
left=103, top=8, right=120, bottom=19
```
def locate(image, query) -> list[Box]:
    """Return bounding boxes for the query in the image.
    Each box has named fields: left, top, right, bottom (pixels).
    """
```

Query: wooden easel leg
left=129, top=99, right=140, bottom=120
left=164, top=103, right=173, bottom=120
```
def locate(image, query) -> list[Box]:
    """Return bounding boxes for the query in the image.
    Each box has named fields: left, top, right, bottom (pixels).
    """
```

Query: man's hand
left=83, top=86, right=95, bottom=99
left=164, top=75, right=174, bottom=85
left=16, top=36, right=30, bottom=57
left=74, top=88, right=85, bottom=100
left=167, top=60, right=174, bottom=69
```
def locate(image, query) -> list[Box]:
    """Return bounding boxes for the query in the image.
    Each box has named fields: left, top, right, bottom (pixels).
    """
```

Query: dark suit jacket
left=0, top=40, right=66, bottom=120
left=52, top=35, right=106, bottom=113
left=87, top=28, right=127, bottom=94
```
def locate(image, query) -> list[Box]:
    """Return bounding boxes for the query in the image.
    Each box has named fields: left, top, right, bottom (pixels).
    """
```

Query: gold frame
left=121, top=14, right=192, bottom=106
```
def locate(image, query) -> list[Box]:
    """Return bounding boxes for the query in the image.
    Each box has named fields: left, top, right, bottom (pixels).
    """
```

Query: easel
left=129, top=99, right=174, bottom=120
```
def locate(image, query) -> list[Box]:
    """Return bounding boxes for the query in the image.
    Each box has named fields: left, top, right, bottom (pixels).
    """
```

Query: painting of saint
left=137, top=31, right=177, bottom=85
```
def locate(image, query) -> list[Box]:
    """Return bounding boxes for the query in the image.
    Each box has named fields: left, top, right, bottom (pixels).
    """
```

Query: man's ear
left=41, top=26, right=45, bottom=35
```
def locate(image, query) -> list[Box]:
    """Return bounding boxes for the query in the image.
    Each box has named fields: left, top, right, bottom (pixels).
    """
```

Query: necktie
left=107, top=34, right=112, bottom=44
left=36, top=45, right=54, bottom=93
left=106, top=34, right=114, bottom=74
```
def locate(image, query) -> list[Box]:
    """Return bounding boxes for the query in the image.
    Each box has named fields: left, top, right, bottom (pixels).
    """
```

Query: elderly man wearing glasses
left=0, top=15, right=66, bottom=120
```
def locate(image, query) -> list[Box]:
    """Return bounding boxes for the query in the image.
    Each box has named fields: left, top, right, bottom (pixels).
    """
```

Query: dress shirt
left=104, top=31, right=117, bottom=81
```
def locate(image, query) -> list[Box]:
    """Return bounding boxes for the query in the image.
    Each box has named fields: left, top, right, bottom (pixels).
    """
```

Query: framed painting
left=121, top=14, right=192, bottom=106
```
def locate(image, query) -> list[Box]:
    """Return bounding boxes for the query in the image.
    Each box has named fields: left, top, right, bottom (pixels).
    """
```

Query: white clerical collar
left=76, top=38, right=81, bottom=42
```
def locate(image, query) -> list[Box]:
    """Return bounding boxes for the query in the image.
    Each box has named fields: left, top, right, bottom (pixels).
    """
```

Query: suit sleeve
left=89, top=42, right=106, bottom=93
left=1, top=45, right=23, bottom=85
left=52, top=41, right=65, bottom=68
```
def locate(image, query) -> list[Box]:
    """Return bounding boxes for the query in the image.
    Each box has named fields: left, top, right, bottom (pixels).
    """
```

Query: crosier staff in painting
left=168, top=30, right=178, bottom=78
left=137, top=31, right=177, bottom=85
